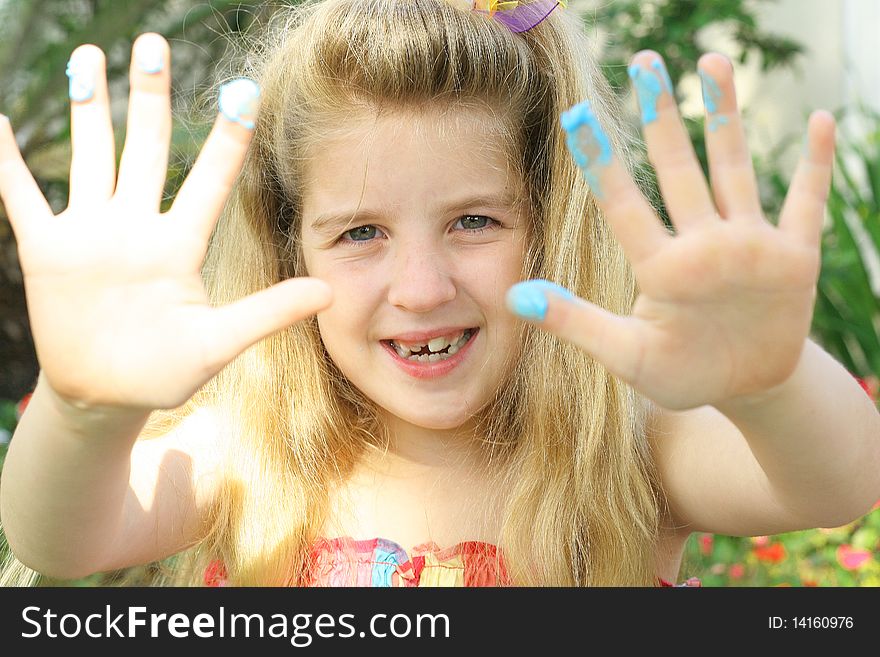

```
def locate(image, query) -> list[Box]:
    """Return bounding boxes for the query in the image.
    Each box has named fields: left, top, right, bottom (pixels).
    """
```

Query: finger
left=697, top=53, right=762, bottom=220
left=506, top=279, right=643, bottom=384
left=778, top=110, right=836, bottom=248
left=0, top=115, right=53, bottom=242
left=171, top=78, right=260, bottom=244
left=561, top=100, right=671, bottom=265
left=115, top=33, right=171, bottom=210
left=628, top=51, right=716, bottom=231
left=67, top=45, right=115, bottom=208
left=203, top=277, right=333, bottom=371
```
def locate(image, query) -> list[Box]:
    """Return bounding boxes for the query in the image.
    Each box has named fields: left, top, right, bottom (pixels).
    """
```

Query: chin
left=386, top=408, right=477, bottom=432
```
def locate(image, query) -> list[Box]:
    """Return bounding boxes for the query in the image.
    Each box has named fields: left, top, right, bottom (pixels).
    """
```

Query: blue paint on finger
left=628, top=60, right=674, bottom=125
left=135, top=39, right=165, bottom=74
left=698, top=69, right=729, bottom=132
left=65, top=54, right=95, bottom=103
left=507, top=279, right=575, bottom=322
left=219, top=78, right=260, bottom=130
left=560, top=101, right=612, bottom=198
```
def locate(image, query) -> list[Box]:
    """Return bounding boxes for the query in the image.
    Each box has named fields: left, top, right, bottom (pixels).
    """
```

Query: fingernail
left=65, top=52, right=95, bottom=102
left=507, top=279, right=574, bottom=322
left=135, top=38, right=165, bottom=74
left=560, top=101, right=612, bottom=198
left=219, top=78, right=260, bottom=130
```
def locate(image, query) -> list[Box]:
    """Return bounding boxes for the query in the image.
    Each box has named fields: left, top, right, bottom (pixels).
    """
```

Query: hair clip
left=449, top=0, right=567, bottom=33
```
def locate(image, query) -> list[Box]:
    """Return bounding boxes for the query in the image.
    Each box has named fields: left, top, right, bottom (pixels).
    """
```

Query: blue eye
left=339, top=224, right=378, bottom=246
left=456, top=215, right=494, bottom=231
left=342, top=225, right=380, bottom=243
left=338, top=215, right=498, bottom=248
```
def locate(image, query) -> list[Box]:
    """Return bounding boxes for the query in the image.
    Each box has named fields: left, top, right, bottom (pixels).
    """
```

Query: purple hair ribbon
left=459, top=0, right=567, bottom=33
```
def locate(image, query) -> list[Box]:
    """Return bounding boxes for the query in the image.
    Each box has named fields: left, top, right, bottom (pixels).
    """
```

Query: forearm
left=0, top=372, right=150, bottom=578
left=714, top=338, right=880, bottom=528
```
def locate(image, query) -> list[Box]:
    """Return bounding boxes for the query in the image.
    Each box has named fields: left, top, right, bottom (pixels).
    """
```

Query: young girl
left=1, top=0, right=878, bottom=587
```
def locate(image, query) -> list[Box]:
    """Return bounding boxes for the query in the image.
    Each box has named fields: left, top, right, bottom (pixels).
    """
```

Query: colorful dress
left=203, top=536, right=701, bottom=587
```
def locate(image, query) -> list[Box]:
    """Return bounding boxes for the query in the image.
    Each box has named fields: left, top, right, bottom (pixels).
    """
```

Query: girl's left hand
left=507, top=51, right=835, bottom=412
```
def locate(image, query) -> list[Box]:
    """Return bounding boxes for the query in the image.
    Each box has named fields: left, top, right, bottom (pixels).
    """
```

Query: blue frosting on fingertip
left=135, top=40, right=165, bottom=74
left=507, top=279, right=575, bottom=322
left=628, top=60, right=674, bottom=126
left=65, top=55, right=95, bottom=103
left=219, top=78, right=261, bottom=130
left=560, top=101, right=612, bottom=197
left=698, top=69, right=728, bottom=132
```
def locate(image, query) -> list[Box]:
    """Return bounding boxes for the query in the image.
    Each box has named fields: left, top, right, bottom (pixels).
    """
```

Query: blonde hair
left=2, top=0, right=665, bottom=586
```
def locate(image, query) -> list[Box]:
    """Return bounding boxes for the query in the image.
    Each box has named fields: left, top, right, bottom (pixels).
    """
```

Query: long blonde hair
left=2, top=0, right=665, bottom=587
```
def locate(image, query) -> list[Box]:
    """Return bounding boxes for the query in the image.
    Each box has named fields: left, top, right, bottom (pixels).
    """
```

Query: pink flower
left=751, top=535, right=769, bottom=547
left=729, top=563, right=745, bottom=580
left=836, top=544, right=872, bottom=571
left=698, top=534, right=713, bottom=556
left=754, top=542, right=786, bottom=564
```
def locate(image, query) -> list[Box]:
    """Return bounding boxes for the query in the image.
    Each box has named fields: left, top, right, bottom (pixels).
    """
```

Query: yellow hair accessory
left=448, top=0, right=567, bottom=32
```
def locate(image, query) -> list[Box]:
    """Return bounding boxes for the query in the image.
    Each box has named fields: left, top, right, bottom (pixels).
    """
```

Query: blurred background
left=0, top=0, right=878, bottom=586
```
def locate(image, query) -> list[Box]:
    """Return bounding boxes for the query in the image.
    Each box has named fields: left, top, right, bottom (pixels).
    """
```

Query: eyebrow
left=308, top=193, right=523, bottom=234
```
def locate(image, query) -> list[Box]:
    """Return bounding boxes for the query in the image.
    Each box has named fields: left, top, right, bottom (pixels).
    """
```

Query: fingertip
left=218, top=78, right=261, bottom=132
left=809, top=110, right=836, bottom=134
left=131, top=32, right=171, bottom=78
left=631, top=49, right=661, bottom=66
left=806, top=110, right=836, bottom=162
left=697, top=52, right=732, bottom=76
left=297, top=276, right=334, bottom=309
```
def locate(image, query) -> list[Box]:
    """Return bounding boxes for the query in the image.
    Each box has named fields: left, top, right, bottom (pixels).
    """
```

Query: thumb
left=206, top=276, right=333, bottom=366
left=506, top=279, right=642, bottom=382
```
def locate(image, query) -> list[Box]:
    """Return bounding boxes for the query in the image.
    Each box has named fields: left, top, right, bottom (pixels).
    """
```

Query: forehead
left=300, top=106, right=525, bottom=223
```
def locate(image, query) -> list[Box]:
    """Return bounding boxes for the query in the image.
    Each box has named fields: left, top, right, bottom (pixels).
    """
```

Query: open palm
left=0, top=35, right=331, bottom=411
left=521, top=52, right=833, bottom=411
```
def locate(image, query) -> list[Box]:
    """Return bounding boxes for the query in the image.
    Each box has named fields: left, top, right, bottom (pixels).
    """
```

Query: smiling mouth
left=382, top=328, right=478, bottom=363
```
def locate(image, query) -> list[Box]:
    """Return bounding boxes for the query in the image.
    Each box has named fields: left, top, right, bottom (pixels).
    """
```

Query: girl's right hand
left=0, top=34, right=332, bottom=412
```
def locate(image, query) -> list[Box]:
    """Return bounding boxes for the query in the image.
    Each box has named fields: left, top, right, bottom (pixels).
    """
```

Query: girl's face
left=300, top=109, right=529, bottom=432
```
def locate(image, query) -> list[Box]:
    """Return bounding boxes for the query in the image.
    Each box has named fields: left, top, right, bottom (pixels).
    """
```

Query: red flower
left=836, top=544, right=872, bottom=571
left=854, top=375, right=879, bottom=401
left=729, top=563, right=745, bottom=580
left=16, top=392, right=32, bottom=420
left=801, top=579, right=818, bottom=587
left=204, top=559, right=228, bottom=587
left=698, top=534, right=713, bottom=556
left=753, top=542, right=786, bottom=564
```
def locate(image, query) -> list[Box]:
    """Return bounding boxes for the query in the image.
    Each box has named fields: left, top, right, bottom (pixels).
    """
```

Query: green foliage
left=0, top=0, right=288, bottom=213
left=814, top=118, right=880, bottom=377
left=682, top=507, right=880, bottom=586
left=593, top=0, right=803, bottom=94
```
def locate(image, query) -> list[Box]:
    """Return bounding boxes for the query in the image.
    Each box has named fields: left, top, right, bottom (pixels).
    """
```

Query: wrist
left=712, top=340, right=812, bottom=420
left=33, top=371, right=151, bottom=439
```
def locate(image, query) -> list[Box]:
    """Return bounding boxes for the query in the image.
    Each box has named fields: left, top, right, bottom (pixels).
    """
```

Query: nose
left=386, top=240, right=456, bottom=312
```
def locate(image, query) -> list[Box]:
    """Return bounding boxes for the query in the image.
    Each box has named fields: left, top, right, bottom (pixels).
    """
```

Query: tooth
left=428, top=353, right=441, bottom=363
left=428, top=336, right=448, bottom=352
left=447, top=344, right=459, bottom=355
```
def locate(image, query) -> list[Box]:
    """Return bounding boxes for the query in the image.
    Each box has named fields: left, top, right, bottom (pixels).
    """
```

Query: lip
left=381, top=328, right=479, bottom=380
